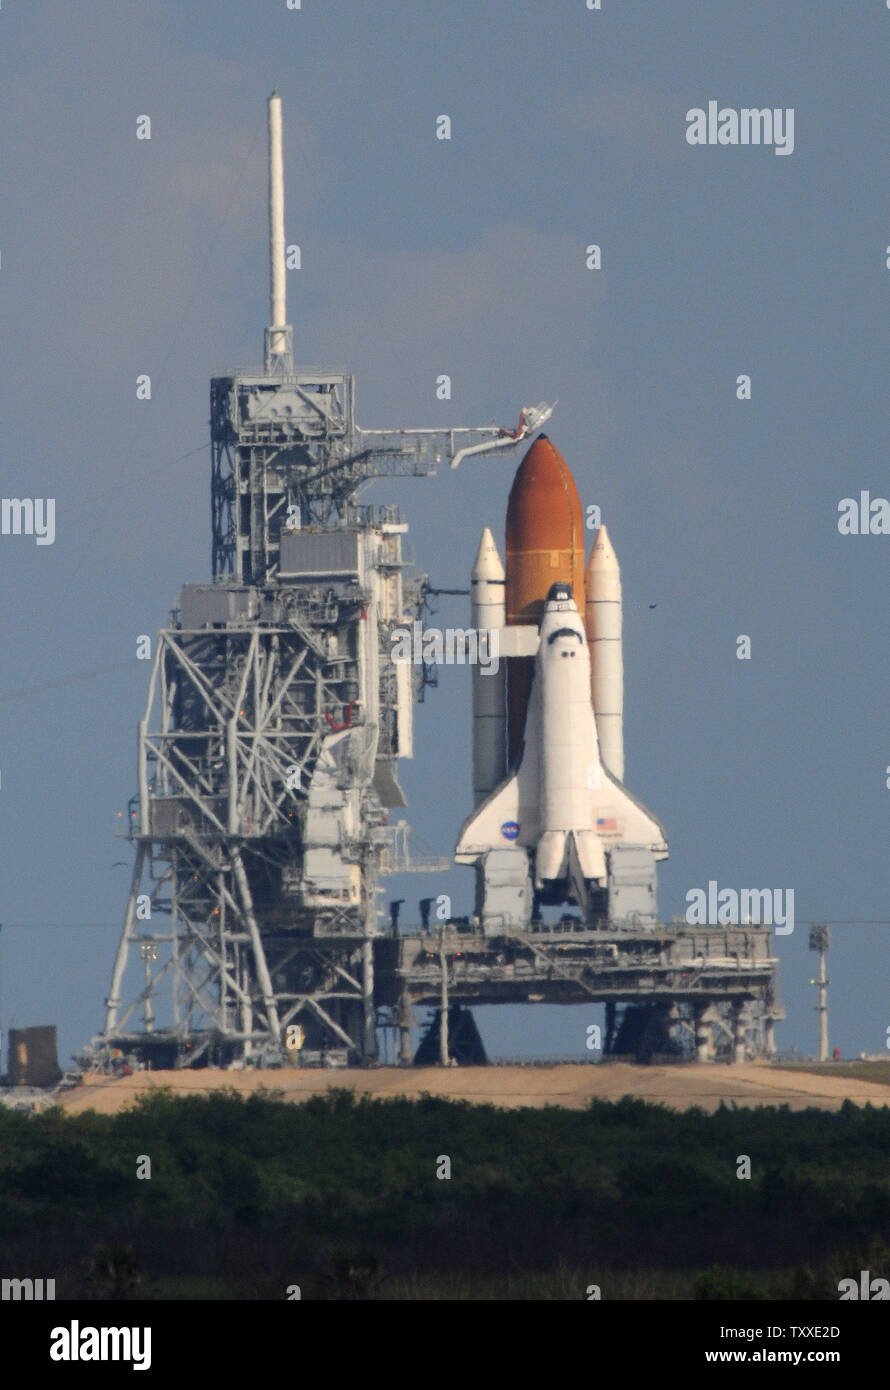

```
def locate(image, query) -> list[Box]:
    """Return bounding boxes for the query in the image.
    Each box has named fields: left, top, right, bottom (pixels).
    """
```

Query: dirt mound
left=52, top=1062, right=890, bottom=1115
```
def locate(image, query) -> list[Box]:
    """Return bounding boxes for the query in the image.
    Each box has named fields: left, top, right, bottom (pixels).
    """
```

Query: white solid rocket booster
left=471, top=527, right=506, bottom=805
left=585, top=524, right=624, bottom=783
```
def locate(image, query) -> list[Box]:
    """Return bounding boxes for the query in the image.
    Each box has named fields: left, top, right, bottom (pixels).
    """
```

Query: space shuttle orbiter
left=455, top=436, right=667, bottom=928
left=456, top=580, right=667, bottom=901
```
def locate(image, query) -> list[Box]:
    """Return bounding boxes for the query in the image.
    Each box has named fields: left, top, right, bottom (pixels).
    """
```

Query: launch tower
left=94, top=96, right=552, bottom=1068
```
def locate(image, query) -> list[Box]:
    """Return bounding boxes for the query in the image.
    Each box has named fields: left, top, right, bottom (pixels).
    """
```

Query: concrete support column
left=397, top=990, right=414, bottom=1066
left=732, top=1001, right=746, bottom=1065
left=362, top=937, right=377, bottom=1063
left=604, top=1001, right=616, bottom=1055
left=694, top=1002, right=714, bottom=1064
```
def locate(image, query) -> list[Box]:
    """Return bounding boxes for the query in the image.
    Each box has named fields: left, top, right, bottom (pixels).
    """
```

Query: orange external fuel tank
left=505, top=435, right=586, bottom=762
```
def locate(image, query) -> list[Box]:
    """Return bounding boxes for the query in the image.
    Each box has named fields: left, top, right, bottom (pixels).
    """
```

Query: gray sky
left=1, top=0, right=888, bottom=1067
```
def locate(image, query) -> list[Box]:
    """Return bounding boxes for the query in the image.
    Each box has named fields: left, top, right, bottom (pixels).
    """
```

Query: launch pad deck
left=377, top=922, right=779, bottom=1009
left=373, top=921, right=782, bottom=1064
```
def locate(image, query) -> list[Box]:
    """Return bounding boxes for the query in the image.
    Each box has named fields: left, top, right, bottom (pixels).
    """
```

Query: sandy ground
left=52, top=1062, right=890, bottom=1116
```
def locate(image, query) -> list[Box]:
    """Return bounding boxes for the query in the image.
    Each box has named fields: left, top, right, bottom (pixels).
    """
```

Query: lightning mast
left=265, top=93, right=292, bottom=375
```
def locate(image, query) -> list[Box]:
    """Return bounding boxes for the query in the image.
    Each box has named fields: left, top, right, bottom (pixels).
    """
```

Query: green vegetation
left=0, top=1088, right=888, bottom=1299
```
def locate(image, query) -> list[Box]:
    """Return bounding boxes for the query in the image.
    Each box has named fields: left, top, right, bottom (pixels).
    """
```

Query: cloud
left=305, top=224, right=603, bottom=415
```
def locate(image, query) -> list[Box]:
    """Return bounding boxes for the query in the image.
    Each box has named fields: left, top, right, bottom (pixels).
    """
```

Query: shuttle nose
left=546, top=582, right=572, bottom=603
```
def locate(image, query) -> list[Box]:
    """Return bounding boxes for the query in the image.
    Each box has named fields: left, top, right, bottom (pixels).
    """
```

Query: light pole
left=808, top=925, right=829, bottom=1062
left=438, top=925, right=449, bottom=1066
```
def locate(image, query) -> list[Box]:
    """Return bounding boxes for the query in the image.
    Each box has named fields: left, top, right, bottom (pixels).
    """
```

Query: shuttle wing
left=455, top=686, right=668, bottom=866
left=591, top=767, right=669, bottom=859
left=455, top=696, right=542, bottom=860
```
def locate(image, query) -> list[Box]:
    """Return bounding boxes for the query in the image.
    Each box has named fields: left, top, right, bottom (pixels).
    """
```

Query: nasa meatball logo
left=500, top=821, right=520, bottom=841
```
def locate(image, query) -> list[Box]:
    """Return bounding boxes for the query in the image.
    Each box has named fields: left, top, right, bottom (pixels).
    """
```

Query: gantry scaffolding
left=95, top=357, right=551, bottom=1069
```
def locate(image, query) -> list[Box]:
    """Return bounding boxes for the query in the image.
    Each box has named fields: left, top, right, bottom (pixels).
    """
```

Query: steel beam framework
left=101, top=604, right=383, bottom=1066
